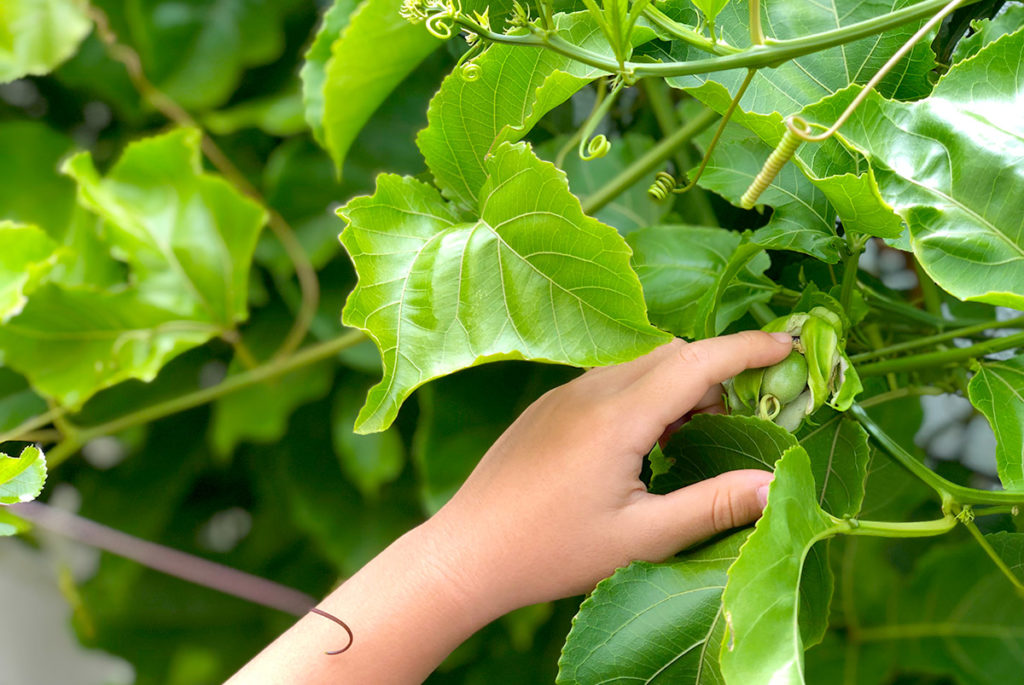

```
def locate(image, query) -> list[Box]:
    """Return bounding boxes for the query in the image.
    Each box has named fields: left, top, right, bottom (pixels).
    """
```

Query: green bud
left=761, top=350, right=808, bottom=405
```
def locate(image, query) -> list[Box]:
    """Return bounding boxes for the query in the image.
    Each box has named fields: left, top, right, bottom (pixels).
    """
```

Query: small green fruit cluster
left=727, top=306, right=862, bottom=431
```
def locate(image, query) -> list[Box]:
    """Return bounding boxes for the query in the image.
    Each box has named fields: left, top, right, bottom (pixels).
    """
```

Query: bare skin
left=228, top=331, right=793, bottom=684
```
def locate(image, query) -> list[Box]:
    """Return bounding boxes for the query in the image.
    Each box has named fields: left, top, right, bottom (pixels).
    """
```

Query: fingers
left=628, top=331, right=793, bottom=426
left=639, top=470, right=774, bottom=552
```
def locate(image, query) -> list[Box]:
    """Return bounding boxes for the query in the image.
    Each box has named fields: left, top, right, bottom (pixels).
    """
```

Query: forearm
left=228, top=518, right=502, bottom=684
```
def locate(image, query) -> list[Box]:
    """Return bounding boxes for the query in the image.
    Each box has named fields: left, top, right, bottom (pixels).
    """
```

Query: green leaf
left=628, top=225, right=776, bottom=339
left=986, top=531, right=1024, bottom=584
left=63, top=127, right=266, bottom=326
left=796, top=412, right=871, bottom=518
left=0, top=121, right=76, bottom=239
left=339, top=141, right=668, bottom=433
left=968, top=354, right=1024, bottom=491
left=0, top=284, right=216, bottom=408
left=691, top=0, right=730, bottom=22
left=418, top=12, right=652, bottom=207
left=91, top=0, right=290, bottom=111
left=537, top=133, right=671, bottom=235
left=202, top=88, right=306, bottom=137
left=209, top=311, right=334, bottom=457
left=950, top=1, right=1024, bottom=63
left=887, top=541, right=1024, bottom=684
left=694, top=123, right=843, bottom=262
left=300, top=0, right=361, bottom=147
left=720, top=444, right=840, bottom=685
left=803, top=29, right=1024, bottom=308
left=557, top=530, right=749, bottom=684
left=0, top=445, right=47, bottom=504
left=0, top=368, right=46, bottom=433
left=0, top=0, right=91, bottom=82
left=0, top=221, right=60, bottom=323
left=693, top=238, right=771, bottom=339
left=320, top=0, right=441, bottom=174
left=0, top=508, right=29, bottom=536
left=333, top=375, right=406, bottom=499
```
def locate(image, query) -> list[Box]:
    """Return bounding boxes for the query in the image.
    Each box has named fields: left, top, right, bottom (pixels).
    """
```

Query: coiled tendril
left=460, top=62, right=482, bottom=81
left=577, top=78, right=624, bottom=161
left=647, top=171, right=678, bottom=201
left=739, top=117, right=809, bottom=209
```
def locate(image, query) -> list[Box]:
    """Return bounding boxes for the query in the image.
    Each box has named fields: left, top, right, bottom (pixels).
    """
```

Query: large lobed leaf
left=0, top=128, right=266, bottom=408
left=557, top=530, right=750, bottom=684
left=0, top=0, right=91, bottom=83
left=418, top=12, right=651, bottom=208
left=968, top=353, right=1024, bottom=491
left=804, top=28, right=1024, bottom=308
left=339, top=141, right=668, bottom=433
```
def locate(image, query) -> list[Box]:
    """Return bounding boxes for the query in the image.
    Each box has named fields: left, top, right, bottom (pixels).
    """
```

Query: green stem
left=0, top=406, right=69, bottom=446
left=749, top=301, right=776, bottom=326
left=914, top=261, right=943, bottom=317
left=856, top=385, right=943, bottom=409
left=749, top=0, right=765, bottom=45
left=833, top=513, right=957, bottom=538
left=582, top=107, right=719, bottom=214
left=851, top=316, right=1024, bottom=363
left=839, top=233, right=864, bottom=313
left=45, top=330, right=366, bottom=467
left=857, top=331, right=1024, bottom=377
left=641, top=6, right=738, bottom=54
left=641, top=79, right=717, bottom=225
left=962, top=516, right=1024, bottom=595
left=860, top=284, right=958, bottom=329
left=458, top=0, right=980, bottom=78
left=974, top=504, right=1021, bottom=517
left=852, top=404, right=1024, bottom=506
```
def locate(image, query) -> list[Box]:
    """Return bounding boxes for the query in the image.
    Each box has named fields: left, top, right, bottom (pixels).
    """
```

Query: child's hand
left=429, top=330, right=794, bottom=617
left=229, top=331, right=793, bottom=685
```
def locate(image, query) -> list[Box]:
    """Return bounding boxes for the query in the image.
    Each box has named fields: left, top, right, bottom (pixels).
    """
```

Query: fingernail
left=769, top=332, right=793, bottom=344
left=756, top=484, right=771, bottom=509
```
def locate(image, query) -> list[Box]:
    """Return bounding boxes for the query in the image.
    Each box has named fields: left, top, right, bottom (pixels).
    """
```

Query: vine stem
left=10, top=501, right=316, bottom=616
left=581, top=107, right=719, bottom=214
left=832, top=513, right=957, bottom=538
left=851, top=316, right=1024, bottom=363
left=961, top=515, right=1024, bottom=596
left=456, top=0, right=980, bottom=78
left=45, top=330, right=366, bottom=467
left=87, top=7, right=319, bottom=361
left=857, top=330, right=1024, bottom=377
left=839, top=232, right=866, bottom=312
left=851, top=404, right=1024, bottom=506
left=748, top=0, right=765, bottom=45
left=641, top=6, right=738, bottom=54
left=0, top=406, right=68, bottom=447
left=856, top=385, right=943, bottom=409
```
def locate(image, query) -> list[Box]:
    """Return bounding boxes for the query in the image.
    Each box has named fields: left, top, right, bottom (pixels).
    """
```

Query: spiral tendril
left=647, top=171, right=678, bottom=201
left=581, top=134, right=611, bottom=160
left=460, top=62, right=482, bottom=81
left=758, top=394, right=782, bottom=421
left=576, top=78, right=624, bottom=162
left=425, top=13, right=455, bottom=38
left=739, top=122, right=805, bottom=209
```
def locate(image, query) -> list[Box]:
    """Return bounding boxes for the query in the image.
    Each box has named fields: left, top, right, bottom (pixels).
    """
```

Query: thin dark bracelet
left=309, top=607, right=354, bottom=655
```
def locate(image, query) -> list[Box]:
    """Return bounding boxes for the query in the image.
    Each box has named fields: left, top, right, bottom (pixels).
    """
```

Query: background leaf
left=0, top=0, right=91, bottom=82
left=968, top=354, right=1024, bottom=491
left=0, top=445, right=47, bottom=504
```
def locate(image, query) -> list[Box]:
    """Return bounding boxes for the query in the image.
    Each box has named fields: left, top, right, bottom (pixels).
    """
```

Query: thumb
left=641, top=470, right=774, bottom=553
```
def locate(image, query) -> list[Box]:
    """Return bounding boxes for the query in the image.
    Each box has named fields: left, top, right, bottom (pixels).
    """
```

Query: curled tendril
left=758, top=394, right=782, bottom=421
left=648, top=171, right=678, bottom=201
left=460, top=62, right=482, bottom=81
left=425, top=12, right=455, bottom=38
left=580, top=134, right=611, bottom=160
left=739, top=117, right=810, bottom=209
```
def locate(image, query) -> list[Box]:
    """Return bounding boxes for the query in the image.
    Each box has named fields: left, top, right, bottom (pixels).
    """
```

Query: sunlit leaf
left=0, top=221, right=60, bottom=323
left=339, top=141, right=668, bottom=433
left=720, top=444, right=840, bottom=685
left=557, top=530, right=749, bottom=684
left=301, top=0, right=361, bottom=146
left=0, top=0, right=91, bottom=82
left=0, top=445, right=47, bottom=504
left=968, top=354, right=1024, bottom=491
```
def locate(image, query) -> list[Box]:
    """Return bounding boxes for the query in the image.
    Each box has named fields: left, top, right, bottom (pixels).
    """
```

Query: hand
left=430, top=330, right=794, bottom=617
left=229, top=330, right=793, bottom=685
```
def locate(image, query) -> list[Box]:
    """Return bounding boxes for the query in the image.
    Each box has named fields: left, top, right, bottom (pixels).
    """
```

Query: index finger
left=627, top=331, right=793, bottom=427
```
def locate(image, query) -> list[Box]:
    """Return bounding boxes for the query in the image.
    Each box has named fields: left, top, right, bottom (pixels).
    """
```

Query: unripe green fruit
left=761, top=350, right=808, bottom=405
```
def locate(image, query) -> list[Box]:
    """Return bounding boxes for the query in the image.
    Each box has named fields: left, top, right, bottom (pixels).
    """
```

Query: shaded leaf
left=0, top=0, right=91, bottom=82
left=796, top=412, right=871, bottom=518
left=0, top=121, right=76, bottom=238
left=557, top=530, right=749, bottom=684
left=202, top=88, right=306, bottom=137
left=300, top=0, right=361, bottom=146
left=628, top=226, right=775, bottom=339
left=0, top=445, right=46, bottom=504
left=0, top=368, right=46, bottom=434
left=968, top=354, right=1024, bottom=491
left=720, top=444, right=840, bottom=685
left=339, top=142, right=668, bottom=433
left=333, top=375, right=405, bottom=499
left=986, top=531, right=1024, bottom=584
left=950, top=1, right=1024, bottom=63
